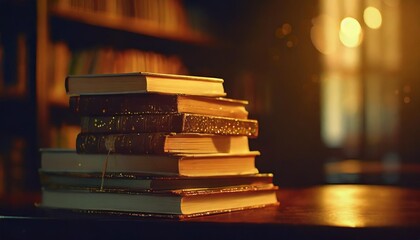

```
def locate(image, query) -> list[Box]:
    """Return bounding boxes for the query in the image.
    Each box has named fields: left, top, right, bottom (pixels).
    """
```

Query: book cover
left=65, top=72, right=226, bottom=97
left=69, top=93, right=249, bottom=119
left=40, top=184, right=279, bottom=217
left=39, top=171, right=274, bottom=191
left=40, top=148, right=260, bottom=177
left=80, top=113, right=258, bottom=137
left=76, top=132, right=251, bottom=154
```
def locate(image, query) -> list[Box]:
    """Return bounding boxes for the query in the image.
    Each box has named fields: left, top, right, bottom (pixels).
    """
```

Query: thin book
left=65, top=72, right=226, bottom=97
left=69, top=93, right=249, bottom=119
left=76, top=133, right=251, bottom=154
left=39, top=171, right=274, bottom=191
left=80, top=113, right=258, bottom=138
left=40, top=149, right=260, bottom=177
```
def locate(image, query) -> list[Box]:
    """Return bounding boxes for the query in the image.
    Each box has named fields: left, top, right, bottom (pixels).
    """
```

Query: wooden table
left=1, top=184, right=419, bottom=239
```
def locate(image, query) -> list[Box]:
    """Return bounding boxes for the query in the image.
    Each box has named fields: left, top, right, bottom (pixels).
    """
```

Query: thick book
left=69, top=93, right=249, bottom=119
left=40, top=149, right=260, bottom=177
left=65, top=72, right=226, bottom=97
left=76, top=133, right=250, bottom=154
left=80, top=113, right=259, bottom=138
left=40, top=185, right=279, bottom=217
left=39, top=171, right=274, bottom=191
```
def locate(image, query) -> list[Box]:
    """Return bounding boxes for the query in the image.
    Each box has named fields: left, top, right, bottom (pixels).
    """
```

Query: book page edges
left=39, top=171, right=273, bottom=180
left=40, top=148, right=260, bottom=158
left=39, top=201, right=280, bottom=219
left=66, top=72, right=224, bottom=83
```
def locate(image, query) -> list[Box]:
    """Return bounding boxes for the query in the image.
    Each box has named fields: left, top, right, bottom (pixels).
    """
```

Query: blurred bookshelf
left=49, top=3, right=212, bottom=45
left=0, top=0, right=39, bottom=206
left=1, top=0, right=234, bottom=207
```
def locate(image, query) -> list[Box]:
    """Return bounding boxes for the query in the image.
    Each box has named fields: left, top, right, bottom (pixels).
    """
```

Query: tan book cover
left=65, top=72, right=226, bottom=97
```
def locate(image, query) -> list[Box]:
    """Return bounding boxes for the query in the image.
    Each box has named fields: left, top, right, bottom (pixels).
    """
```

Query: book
left=69, top=93, right=249, bottom=119
left=40, top=149, right=260, bottom=177
left=40, top=185, right=279, bottom=217
left=80, top=113, right=258, bottom=138
left=39, top=171, right=274, bottom=191
left=76, top=133, right=250, bottom=154
left=65, top=72, right=226, bottom=97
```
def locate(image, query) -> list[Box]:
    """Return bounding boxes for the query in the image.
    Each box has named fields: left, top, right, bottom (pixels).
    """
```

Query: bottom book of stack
left=38, top=149, right=279, bottom=218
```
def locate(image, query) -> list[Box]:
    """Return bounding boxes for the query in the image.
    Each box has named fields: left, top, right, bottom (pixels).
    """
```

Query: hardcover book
left=80, top=113, right=258, bottom=138
left=65, top=72, right=226, bottom=97
left=40, top=185, right=279, bottom=217
left=76, top=133, right=250, bottom=154
left=40, top=149, right=260, bottom=177
left=69, top=93, right=249, bottom=119
left=39, top=171, right=274, bottom=191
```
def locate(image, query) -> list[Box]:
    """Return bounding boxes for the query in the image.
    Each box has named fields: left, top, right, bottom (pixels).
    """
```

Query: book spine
left=80, top=114, right=259, bottom=137
left=76, top=133, right=167, bottom=154
left=69, top=94, right=178, bottom=116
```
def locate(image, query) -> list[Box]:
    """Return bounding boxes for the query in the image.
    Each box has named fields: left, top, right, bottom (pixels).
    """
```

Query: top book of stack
left=65, top=72, right=226, bottom=97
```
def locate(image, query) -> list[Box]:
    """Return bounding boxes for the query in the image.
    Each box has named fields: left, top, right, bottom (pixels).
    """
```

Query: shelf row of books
left=48, top=42, right=187, bottom=106
left=39, top=72, right=279, bottom=217
left=51, top=0, right=197, bottom=35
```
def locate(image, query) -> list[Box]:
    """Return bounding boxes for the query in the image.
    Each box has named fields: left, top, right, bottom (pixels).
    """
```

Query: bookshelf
left=49, top=6, right=212, bottom=45
left=36, top=0, right=221, bottom=148
left=0, top=1, right=39, bottom=203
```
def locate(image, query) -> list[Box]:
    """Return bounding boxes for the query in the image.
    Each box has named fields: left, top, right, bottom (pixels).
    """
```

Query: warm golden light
left=321, top=73, right=344, bottom=147
left=320, top=186, right=366, bottom=227
left=311, top=15, right=339, bottom=55
left=319, top=0, right=401, bottom=159
left=364, top=7, right=382, bottom=29
left=339, top=17, right=363, bottom=47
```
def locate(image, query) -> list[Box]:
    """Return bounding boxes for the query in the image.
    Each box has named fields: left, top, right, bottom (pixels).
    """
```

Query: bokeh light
left=275, top=23, right=292, bottom=38
left=339, top=17, right=363, bottom=48
left=364, top=7, right=382, bottom=29
left=310, top=14, right=338, bottom=55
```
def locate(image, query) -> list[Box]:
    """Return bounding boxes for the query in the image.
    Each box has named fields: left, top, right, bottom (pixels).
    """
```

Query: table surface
left=1, top=184, right=420, bottom=239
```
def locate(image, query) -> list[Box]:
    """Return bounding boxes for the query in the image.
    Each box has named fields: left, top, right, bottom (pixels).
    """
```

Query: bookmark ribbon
left=100, top=149, right=112, bottom=192
left=101, top=134, right=118, bottom=191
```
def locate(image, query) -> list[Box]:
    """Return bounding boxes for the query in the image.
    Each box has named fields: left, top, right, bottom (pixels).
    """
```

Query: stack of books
left=39, top=72, right=279, bottom=218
